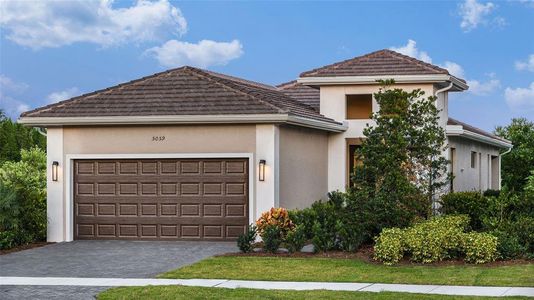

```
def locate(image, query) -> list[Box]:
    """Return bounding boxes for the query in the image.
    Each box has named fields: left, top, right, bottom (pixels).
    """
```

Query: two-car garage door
left=73, top=158, right=248, bottom=241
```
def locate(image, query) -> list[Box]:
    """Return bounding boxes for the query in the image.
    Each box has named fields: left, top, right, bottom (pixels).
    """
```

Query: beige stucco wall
left=448, top=136, right=501, bottom=192
left=320, top=83, right=443, bottom=191
left=278, top=125, right=329, bottom=209
left=50, top=124, right=262, bottom=242
left=47, top=123, right=331, bottom=242
left=63, top=125, right=256, bottom=154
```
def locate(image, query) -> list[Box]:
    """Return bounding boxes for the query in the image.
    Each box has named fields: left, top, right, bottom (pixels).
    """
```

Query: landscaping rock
left=301, top=244, right=314, bottom=253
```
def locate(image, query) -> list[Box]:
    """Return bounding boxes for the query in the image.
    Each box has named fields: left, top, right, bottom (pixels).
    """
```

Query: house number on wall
left=152, top=136, right=166, bottom=142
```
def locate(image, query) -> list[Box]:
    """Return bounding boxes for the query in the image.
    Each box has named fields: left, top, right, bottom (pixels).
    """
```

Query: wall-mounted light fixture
left=259, top=159, right=266, bottom=181
left=52, top=161, right=59, bottom=181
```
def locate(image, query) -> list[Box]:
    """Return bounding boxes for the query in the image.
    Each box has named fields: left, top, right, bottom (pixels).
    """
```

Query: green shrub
left=481, top=192, right=534, bottom=258
left=373, top=228, right=405, bottom=265
left=483, top=189, right=501, bottom=197
left=0, top=148, right=47, bottom=250
left=461, top=232, right=498, bottom=264
left=262, top=225, right=282, bottom=253
left=311, top=221, right=335, bottom=253
left=491, top=229, right=526, bottom=259
left=290, top=192, right=368, bottom=253
left=336, top=219, right=364, bottom=252
left=237, top=225, right=256, bottom=253
left=288, top=208, right=316, bottom=240
left=403, top=215, right=468, bottom=263
left=439, top=192, right=487, bottom=230
left=285, top=225, right=306, bottom=253
left=374, top=215, right=497, bottom=265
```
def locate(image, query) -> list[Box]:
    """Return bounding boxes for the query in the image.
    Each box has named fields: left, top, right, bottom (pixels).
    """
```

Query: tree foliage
left=0, top=109, right=46, bottom=165
left=0, top=148, right=47, bottom=249
left=350, top=80, right=449, bottom=232
left=495, top=118, right=534, bottom=192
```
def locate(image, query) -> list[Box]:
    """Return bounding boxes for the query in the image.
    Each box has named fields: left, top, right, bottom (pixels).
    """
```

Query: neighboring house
left=19, top=49, right=512, bottom=242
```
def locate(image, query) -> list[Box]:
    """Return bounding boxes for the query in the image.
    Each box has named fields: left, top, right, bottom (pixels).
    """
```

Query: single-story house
left=19, top=49, right=512, bottom=242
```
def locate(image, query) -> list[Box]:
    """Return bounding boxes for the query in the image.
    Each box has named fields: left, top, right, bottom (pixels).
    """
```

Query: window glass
left=346, top=94, right=372, bottom=119
left=471, top=151, right=477, bottom=168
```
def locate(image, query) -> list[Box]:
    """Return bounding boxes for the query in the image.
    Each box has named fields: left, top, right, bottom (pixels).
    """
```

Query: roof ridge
left=21, top=67, right=186, bottom=117
left=276, top=79, right=297, bottom=89
left=299, top=49, right=453, bottom=78
left=182, top=67, right=288, bottom=114
left=189, top=67, right=338, bottom=121
left=384, top=49, right=450, bottom=75
left=199, top=68, right=277, bottom=90
left=299, top=49, right=387, bottom=77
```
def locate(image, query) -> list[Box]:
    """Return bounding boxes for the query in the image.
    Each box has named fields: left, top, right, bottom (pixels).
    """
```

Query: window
left=346, top=94, right=372, bottom=119
left=348, top=144, right=363, bottom=187
left=471, top=151, right=477, bottom=168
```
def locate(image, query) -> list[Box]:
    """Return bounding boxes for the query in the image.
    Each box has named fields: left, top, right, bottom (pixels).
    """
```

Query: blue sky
left=1, top=0, right=533, bottom=131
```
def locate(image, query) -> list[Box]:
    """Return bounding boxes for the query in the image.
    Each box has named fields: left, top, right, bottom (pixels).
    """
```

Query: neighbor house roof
left=19, top=66, right=345, bottom=131
left=277, top=80, right=320, bottom=111
left=447, top=118, right=512, bottom=148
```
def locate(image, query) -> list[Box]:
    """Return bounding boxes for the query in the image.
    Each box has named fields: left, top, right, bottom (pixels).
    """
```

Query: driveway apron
left=0, top=240, right=237, bottom=299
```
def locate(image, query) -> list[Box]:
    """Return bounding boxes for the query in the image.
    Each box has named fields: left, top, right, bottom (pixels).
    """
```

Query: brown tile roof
left=21, top=66, right=340, bottom=125
left=448, top=118, right=510, bottom=143
left=300, top=49, right=466, bottom=83
left=277, top=80, right=320, bottom=112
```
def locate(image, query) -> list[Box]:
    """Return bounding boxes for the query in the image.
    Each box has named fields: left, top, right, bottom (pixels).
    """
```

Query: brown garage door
left=73, top=158, right=248, bottom=240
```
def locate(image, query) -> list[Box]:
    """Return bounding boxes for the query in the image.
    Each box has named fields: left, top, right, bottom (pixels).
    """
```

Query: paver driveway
left=0, top=240, right=237, bottom=299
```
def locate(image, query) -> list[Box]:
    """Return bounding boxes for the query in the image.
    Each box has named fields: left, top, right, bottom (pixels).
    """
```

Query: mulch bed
left=0, top=242, right=52, bottom=255
left=219, top=244, right=533, bottom=267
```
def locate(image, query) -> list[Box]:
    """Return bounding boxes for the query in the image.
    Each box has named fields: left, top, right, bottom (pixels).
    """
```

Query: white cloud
left=390, top=40, right=466, bottom=78
left=390, top=39, right=432, bottom=63
left=0, top=0, right=187, bottom=49
left=458, top=0, right=500, bottom=32
left=518, top=0, right=534, bottom=7
left=505, top=82, right=534, bottom=112
left=47, top=87, right=80, bottom=103
left=0, top=75, right=30, bottom=118
left=440, top=61, right=465, bottom=79
left=0, top=94, right=30, bottom=118
left=145, top=39, right=244, bottom=68
left=390, top=40, right=504, bottom=97
left=0, top=74, right=28, bottom=92
left=467, top=78, right=501, bottom=96
left=515, top=54, right=534, bottom=72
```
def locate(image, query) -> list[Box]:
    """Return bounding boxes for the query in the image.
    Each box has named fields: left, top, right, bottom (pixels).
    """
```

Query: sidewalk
left=1, top=277, right=533, bottom=297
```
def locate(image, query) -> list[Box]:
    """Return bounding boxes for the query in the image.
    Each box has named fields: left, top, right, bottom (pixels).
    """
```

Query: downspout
left=434, top=82, right=454, bottom=96
left=35, top=127, right=47, bottom=137
left=432, top=81, right=454, bottom=214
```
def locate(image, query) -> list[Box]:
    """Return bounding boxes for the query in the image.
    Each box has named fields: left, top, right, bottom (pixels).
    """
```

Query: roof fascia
left=446, top=125, right=512, bottom=149
left=18, top=114, right=347, bottom=133
left=298, top=74, right=468, bottom=91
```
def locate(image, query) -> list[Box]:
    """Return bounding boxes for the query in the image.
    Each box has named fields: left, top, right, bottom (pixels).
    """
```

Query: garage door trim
left=65, top=153, right=254, bottom=241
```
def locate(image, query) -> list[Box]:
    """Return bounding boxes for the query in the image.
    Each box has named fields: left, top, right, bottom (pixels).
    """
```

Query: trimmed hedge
left=374, top=215, right=498, bottom=265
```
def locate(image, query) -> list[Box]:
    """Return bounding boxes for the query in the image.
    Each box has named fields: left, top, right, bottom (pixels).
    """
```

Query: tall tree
left=0, top=109, right=46, bottom=165
left=495, top=118, right=534, bottom=192
left=352, top=80, right=448, bottom=229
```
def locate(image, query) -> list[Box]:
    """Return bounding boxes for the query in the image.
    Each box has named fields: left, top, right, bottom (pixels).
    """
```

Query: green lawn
left=97, top=286, right=529, bottom=300
left=159, top=256, right=534, bottom=287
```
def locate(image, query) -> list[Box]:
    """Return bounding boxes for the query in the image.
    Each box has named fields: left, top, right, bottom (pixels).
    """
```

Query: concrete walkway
left=1, top=277, right=533, bottom=297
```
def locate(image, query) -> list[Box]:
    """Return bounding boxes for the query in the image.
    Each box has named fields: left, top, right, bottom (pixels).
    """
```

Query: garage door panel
left=74, top=158, right=248, bottom=240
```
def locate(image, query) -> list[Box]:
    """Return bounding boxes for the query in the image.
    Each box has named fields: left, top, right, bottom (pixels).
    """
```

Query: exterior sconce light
left=259, top=159, right=266, bottom=181
left=52, top=161, right=59, bottom=181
